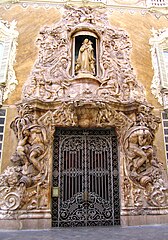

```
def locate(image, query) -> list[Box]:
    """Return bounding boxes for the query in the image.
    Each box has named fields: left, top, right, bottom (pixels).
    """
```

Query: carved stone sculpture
left=75, top=38, right=95, bottom=75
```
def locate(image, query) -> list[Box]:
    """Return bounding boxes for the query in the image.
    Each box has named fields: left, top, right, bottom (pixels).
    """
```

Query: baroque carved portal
left=0, top=6, right=168, bottom=223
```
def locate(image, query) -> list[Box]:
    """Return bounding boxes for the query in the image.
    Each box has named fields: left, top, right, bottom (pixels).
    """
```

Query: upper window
left=0, top=20, right=18, bottom=104
left=149, top=28, right=168, bottom=109
left=146, top=0, right=167, bottom=7
left=163, top=49, right=168, bottom=78
left=0, top=109, right=6, bottom=164
left=162, top=111, right=168, bottom=166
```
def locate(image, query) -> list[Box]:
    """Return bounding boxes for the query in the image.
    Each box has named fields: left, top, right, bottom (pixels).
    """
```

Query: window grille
left=0, top=109, right=6, bottom=161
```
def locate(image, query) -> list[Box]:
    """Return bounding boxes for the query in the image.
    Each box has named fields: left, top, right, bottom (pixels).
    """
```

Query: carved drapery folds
left=0, top=6, right=168, bottom=220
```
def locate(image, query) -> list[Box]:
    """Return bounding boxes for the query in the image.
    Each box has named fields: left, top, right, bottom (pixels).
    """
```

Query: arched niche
left=71, top=31, right=99, bottom=77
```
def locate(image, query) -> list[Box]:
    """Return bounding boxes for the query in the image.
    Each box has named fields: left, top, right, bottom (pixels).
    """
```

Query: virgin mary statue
left=75, top=39, right=95, bottom=75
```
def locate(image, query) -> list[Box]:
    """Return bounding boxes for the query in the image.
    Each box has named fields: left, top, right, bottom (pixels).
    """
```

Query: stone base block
left=121, top=215, right=168, bottom=226
left=0, top=218, right=51, bottom=230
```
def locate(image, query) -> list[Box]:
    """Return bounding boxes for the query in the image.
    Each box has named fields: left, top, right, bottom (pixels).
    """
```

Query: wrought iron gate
left=52, top=128, right=120, bottom=227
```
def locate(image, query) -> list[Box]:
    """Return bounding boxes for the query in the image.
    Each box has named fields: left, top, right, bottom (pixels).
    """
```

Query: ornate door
left=52, top=128, right=120, bottom=227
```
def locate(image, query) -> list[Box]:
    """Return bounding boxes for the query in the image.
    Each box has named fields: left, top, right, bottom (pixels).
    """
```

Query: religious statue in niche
left=75, top=38, right=95, bottom=75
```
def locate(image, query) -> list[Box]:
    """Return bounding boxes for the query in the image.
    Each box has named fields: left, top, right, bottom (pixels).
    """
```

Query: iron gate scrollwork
left=52, top=128, right=120, bottom=227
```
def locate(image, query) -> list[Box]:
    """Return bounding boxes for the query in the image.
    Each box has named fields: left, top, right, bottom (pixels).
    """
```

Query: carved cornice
left=0, top=0, right=157, bottom=8
left=1, top=0, right=167, bottom=9
left=1, top=1, right=167, bottom=20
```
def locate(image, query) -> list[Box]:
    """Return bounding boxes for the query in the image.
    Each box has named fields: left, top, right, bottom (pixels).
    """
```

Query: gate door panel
left=52, top=128, right=120, bottom=227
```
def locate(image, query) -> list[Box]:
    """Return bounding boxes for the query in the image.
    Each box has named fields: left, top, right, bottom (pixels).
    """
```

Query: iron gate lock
left=52, top=187, right=59, bottom=197
left=83, top=191, right=89, bottom=201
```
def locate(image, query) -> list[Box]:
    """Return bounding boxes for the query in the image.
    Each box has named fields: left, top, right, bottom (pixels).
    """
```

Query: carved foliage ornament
left=0, top=103, right=53, bottom=212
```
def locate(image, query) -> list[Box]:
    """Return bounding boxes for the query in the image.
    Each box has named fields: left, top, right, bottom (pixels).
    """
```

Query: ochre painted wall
left=0, top=4, right=167, bottom=171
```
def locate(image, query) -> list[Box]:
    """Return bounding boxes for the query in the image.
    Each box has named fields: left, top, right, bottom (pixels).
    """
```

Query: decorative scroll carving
left=1, top=100, right=166, bottom=214
left=0, top=101, right=80, bottom=213
left=0, top=104, right=52, bottom=212
left=0, top=166, right=24, bottom=211
left=52, top=103, right=78, bottom=126
left=96, top=103, right=133, bottom=138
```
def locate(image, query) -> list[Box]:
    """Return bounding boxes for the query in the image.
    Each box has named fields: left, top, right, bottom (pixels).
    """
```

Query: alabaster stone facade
left=0, top=1, right=168, bottom=229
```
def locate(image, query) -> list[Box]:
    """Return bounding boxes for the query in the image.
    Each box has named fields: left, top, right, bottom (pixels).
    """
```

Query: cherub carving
left=98, top=77, right=119, bottom=99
